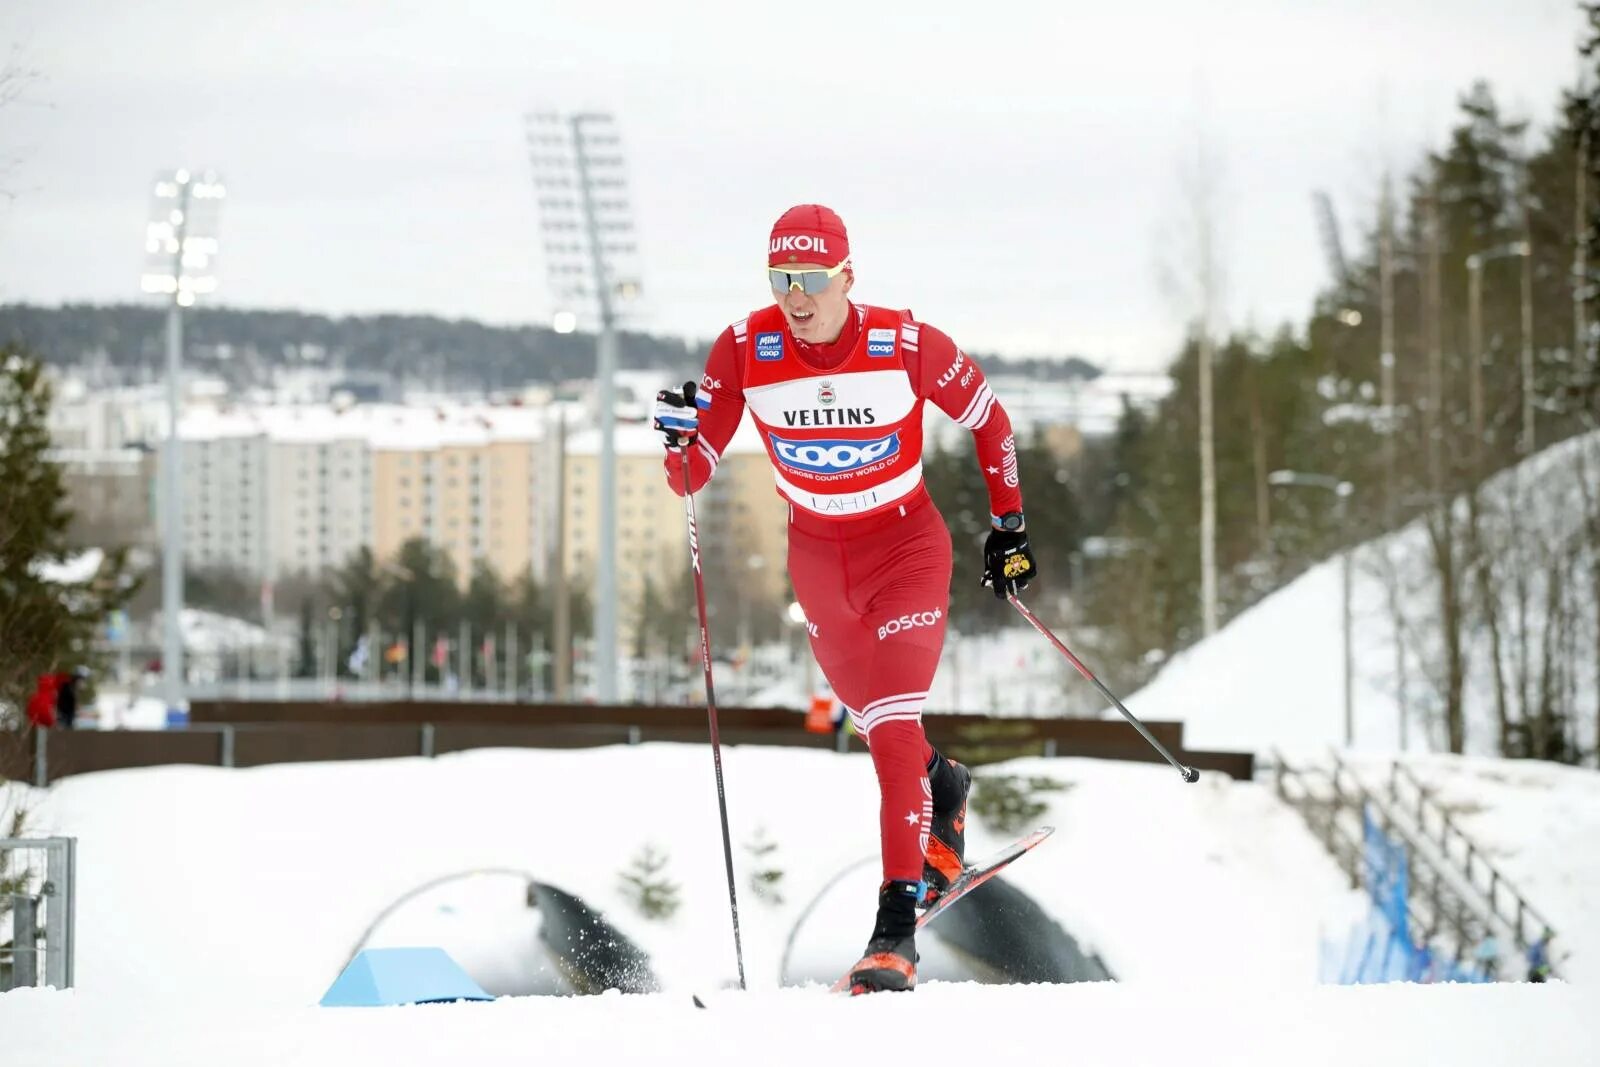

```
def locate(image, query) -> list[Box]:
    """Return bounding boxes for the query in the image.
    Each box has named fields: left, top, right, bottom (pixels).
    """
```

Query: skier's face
left=771, top=261, right=853, bottom=344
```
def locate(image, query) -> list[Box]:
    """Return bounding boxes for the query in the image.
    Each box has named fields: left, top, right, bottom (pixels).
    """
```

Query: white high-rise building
left=262, top=410, right=372, bottom=579
left=174, top=410, right=270, bottom=575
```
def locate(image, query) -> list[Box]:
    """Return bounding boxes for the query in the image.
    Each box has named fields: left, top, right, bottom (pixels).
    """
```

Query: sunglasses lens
left=769, top=268, right=836, bottom=295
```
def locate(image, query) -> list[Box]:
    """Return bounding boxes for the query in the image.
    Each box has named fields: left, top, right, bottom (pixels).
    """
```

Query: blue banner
left=1319, top=807, right=1487, bottom=984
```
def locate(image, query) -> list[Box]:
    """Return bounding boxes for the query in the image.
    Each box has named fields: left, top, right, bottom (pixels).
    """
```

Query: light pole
left=1465, top=242, right=1533, bottom=467
left=1268, top=470, right=1356, bottom=746
left=140, top=169, right=224, bottom=722
left=527, top=111, right=642, bottom=704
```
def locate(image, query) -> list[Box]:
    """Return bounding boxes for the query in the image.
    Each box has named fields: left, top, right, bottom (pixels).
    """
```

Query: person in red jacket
left=655, top=204, right=1036, bottom=993
left=25, top=674, right=60, bottom=729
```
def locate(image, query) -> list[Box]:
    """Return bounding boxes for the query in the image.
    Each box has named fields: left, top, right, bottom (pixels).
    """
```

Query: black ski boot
left=845, top=879, right=920, bottom=994
left=922, top=751, right=971, bottom=906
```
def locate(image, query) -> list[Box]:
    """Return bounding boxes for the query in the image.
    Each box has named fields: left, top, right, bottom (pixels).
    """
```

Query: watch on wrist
left=992, top=511, right=1025, bottom=532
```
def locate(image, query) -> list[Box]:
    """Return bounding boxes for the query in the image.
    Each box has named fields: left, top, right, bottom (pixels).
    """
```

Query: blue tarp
left=1319, top=807, right=1488, bottom=985
left=321, top=947, right=494, bottom=1007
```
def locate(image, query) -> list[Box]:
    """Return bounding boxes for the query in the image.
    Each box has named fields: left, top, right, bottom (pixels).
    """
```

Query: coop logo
left=769, top=432, right=901, bottom=474
left=770, top=234, right=831, bottom=256
left=877, top=608, right=943, bottom=641
left=755, top=331, right=784, bottom=361
left=867, top=328, right=896, bottom=356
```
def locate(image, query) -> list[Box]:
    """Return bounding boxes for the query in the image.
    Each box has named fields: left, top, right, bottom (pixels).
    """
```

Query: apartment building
left=175, top=409, right=271, bottom=575
left=367, top=406, right=552, bottom=584
left=49, top=447, right=158, bottom=549
left=262, top=410, right=372, bottom=579
left=564, top=419, right=790, bottom=640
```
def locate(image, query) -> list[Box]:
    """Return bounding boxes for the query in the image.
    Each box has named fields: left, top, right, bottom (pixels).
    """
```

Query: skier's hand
left=653, top=382, right=699, bottom=448
left=982, top=527, right=1035, bottom=599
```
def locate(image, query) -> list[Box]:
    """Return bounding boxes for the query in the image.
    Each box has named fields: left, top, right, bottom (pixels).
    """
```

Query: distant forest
left=0, top=303, right=1101, bottom=392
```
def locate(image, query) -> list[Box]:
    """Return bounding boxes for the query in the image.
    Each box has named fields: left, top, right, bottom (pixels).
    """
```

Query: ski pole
left=677, top=380, right=747, bottom=990
left=1007, top=593, right=1199, bottom=783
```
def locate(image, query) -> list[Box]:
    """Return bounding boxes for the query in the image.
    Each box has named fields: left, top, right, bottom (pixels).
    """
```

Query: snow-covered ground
left=2, top=746, right=1588, bottom=1065
left=3, top=747, right=1361, bottom=1004
left=3, top=982, right=1591, bottom=1067
left=2, top=715, right=1591, bottom=1065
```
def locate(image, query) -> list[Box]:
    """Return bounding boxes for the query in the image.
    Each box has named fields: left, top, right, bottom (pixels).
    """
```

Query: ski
left=831, top=825, right=1054, bottom=995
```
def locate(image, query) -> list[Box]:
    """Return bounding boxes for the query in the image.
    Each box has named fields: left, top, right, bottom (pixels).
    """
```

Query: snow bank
left=1, top=982, right=1590, bottom=1067
left=9, top=748, right=1358, bottom=1004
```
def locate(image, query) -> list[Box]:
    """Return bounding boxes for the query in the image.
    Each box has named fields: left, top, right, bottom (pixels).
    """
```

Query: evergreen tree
left=461, top=560, right=505, bottom=685
left=374, top=537, right=460, bottom=680
left=924, top=429, right=1083, bottom=632
left=0, top=346, right=137, bottom=720
left=618, top=844, right=681, bottom=920
left=744, top=827, right=785, bottom=906
left=461, top=559, right=505, bottom=635
left=328, top=546, right=381, bottom=673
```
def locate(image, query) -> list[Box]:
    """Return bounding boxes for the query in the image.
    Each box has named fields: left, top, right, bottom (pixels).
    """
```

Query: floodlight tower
left=526, top=111, right=642, bottom=703
left=140, top=168, right=225, bottom=720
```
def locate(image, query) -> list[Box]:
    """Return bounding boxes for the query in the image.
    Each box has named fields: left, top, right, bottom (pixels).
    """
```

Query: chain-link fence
left=0, top=837, right=76, bottom=990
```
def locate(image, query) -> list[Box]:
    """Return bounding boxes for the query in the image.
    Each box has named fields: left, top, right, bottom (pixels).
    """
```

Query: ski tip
left=691, top=994, right=708, bottom=1010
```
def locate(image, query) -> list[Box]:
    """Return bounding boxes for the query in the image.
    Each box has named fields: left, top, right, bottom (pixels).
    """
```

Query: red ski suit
left=666, top=302, right=1023, bottom=883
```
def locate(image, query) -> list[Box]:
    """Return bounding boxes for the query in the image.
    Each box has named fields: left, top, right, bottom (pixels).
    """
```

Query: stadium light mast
left=526, top=110, right=642, bottom=703
left=140, top=168, right=225, bottom=721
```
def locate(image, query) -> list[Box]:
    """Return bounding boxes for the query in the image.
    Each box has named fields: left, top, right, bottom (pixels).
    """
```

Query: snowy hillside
left=1126, top=430, right=1600, bottom=759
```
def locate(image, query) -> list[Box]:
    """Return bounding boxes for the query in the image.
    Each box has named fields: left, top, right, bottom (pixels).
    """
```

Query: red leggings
left=787, top=489, right=951, bottom=884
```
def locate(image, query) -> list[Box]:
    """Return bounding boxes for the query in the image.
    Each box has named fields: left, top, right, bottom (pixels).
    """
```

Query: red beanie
left=768, top=204, right=850, bottom=267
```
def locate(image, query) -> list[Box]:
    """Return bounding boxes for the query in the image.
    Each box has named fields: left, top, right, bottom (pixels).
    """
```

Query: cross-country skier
left=655, top=204, right=1036, bottom=993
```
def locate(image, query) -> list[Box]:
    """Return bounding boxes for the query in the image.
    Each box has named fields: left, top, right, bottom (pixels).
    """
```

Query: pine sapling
left=744, top=826, right=785, bottom=906
left=618, top=844, right=681, bottom=920
left=971, top=773, right=1072, bottom=835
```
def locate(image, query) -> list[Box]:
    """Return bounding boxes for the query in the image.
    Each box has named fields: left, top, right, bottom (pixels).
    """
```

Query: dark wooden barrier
left=0, top=732, right=31, bottom=782
left=232, top=726, right=422, bottom=769
left=10, top=701, right=1254, bottom=783
left=33, top=729, right=220, bottom=783
left=194, top=700, right=1252, bottom=777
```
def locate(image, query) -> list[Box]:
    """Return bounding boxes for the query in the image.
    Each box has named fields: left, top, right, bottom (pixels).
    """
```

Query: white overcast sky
left=0, top=0, right=1583, bottom=371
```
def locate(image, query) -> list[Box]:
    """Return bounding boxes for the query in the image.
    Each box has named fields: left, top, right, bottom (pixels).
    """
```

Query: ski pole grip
left=683, top=380, right=697, bottom=407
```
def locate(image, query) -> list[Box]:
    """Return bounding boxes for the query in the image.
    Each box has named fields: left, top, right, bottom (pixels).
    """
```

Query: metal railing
left=1381, top=759, right=1558, bottom=952
left=0, top=837, right=76, bottom=990
left=1271, top=750, right=1532, bottom=973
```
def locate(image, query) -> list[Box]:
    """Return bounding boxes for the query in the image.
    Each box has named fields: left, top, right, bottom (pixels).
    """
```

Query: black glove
left=982, top=528, right=1036, bottom=599
left=653, top=381, right=699, bottom=448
